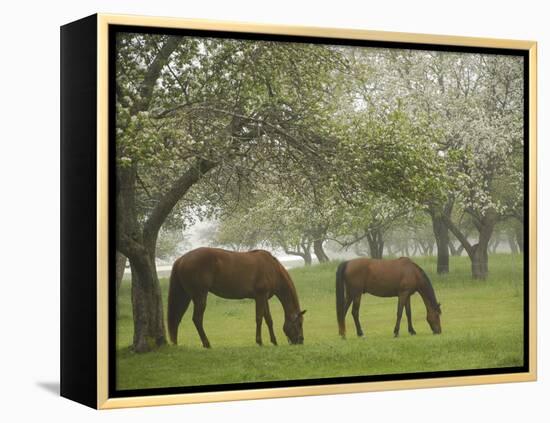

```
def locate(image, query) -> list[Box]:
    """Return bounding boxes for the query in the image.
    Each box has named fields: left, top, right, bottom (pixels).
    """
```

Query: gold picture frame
left=60, top=13, right=537, bottom=409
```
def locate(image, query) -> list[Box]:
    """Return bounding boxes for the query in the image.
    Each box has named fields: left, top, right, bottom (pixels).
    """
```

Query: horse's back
left=172, top=247, right=280, bottom=299
left=344, top=257, right=419, bottom=297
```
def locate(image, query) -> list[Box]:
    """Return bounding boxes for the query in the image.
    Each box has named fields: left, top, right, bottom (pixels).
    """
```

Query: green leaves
left=115, top=32, right=524, bottom=254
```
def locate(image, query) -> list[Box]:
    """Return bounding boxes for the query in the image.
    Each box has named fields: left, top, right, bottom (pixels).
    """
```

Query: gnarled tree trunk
left=313, top=239, right=329, bottom=263
left=129, top=252, right=166, bottom=352
left=302, top=246, right=313, bottom=266
left=117, top=159, right=217, bottom=352
left=366, top=228, right=384, bottom=259
left=429, top=203, right=452, bottom=274
left=444, top=211, right=497, bottom=280
left=470, top=219, right=494, bottom=279
left=283, top=238, right=313, bottom=266
left=432, top=216, right=450, bottom=273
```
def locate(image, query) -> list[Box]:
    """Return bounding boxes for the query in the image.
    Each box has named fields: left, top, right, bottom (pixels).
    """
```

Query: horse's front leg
left=393, top=294, right=408, bottom=338
left=264, top=299, right=277, bottom=345
left=405, top=297, right=416, bottom=335
left=255, top=295, right=266, bottom=346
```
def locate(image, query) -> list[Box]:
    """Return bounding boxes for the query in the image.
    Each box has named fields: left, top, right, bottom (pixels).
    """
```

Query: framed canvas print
left=60, top=13, right=537, bottom=409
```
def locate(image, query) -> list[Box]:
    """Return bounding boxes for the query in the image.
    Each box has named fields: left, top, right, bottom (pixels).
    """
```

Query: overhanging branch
left=143, top=158, right=217, bottom=248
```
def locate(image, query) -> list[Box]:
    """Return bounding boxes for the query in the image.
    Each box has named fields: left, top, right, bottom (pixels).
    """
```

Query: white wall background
left=1, top=0, right=546, bottom=421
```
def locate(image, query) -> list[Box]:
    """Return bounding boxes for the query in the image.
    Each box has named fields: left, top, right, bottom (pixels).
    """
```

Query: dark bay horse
left=336, top=257, right=441, bottom=338
left=168, top=247, right=306, bottom=348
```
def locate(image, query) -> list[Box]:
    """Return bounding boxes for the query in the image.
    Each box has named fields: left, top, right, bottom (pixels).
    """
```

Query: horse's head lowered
left=283, top=310, right=306, bottom=344
left=427, top=303, right=442, bottom=334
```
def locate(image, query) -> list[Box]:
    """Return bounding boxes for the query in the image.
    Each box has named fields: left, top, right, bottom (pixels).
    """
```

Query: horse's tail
left=167, top=262, right=191, bottom=345
left=336, top=261, right=349, bottom=337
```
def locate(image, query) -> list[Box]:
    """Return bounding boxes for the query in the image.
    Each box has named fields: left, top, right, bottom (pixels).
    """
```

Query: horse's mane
left=252, top=250, right=301, bottom=310
left=413, top=263, right=441, bottom=314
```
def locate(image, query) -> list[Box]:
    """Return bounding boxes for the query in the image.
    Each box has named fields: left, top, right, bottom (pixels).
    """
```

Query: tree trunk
left=129, top=251, right=166, bottom=353
left=470, top=218, right=495, bottom=280
left=471, top=243, right=489, bottom=280
left=443, top=212, right=496, bottom=280
left=117, top=159, right=217, bottom=352
left=115, top=251, right=127, bottom=298
left=507, top=232, right=519, bottom=254
left=117, top=167, right=167, bottom=353
left=300, top=239, right=313, bottom=266
left=313, top=239, right=329, bottom=263
left=432, top=215, right=450, bottom=274
left=283, top=243, right=312, bottom=266
left=366, top=229, right=384, bottom=259
left=302, top=248, right=312, bottom=266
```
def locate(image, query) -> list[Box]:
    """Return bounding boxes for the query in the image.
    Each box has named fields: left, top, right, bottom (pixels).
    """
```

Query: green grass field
left=116, top=254, right=524, bottom=390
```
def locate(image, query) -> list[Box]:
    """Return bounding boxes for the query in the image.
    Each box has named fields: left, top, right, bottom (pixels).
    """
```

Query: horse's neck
left=417, top=286, right=436, bottom=313
left=275, top=279, right=300, bottom=318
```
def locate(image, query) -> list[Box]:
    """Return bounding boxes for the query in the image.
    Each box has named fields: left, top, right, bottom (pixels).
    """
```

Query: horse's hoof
left=394, top=333, right=399, bottom=338
left=409, top=331, right=417, bottom=336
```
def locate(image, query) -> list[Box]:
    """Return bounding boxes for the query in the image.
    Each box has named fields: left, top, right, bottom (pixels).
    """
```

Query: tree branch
left=156, top=104, right=322, bottom=158
left=131, top=37, right=181, bottom=115
left=442, top=215, right=474, bottom=257
left=283, top=248, right=306, bottom=259
left=143, top=158, right=217, bottom=249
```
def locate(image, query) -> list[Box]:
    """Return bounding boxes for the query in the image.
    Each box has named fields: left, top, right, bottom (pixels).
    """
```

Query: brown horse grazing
left=167, top=247, right=306, bottom=348
left=336, top=257, right=441, bottom=338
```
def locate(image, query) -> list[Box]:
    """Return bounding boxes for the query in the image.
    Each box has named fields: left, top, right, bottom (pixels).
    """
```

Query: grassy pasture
left=116, top=254, right=524, bottom=390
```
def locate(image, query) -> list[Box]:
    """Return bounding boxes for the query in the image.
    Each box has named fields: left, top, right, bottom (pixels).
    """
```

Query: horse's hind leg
left=340, top=296, right=353, bottom=338
left=351, top=295, right=364, bottom=337
left=393, top=294, right=408, bottom=338
left=405, top=297, right=416, bottom=335
left=192, top=293, right=211, bottom=348
left=264, top=299, right=277, bottom=346
left=254, top=295, right=266, bottom=346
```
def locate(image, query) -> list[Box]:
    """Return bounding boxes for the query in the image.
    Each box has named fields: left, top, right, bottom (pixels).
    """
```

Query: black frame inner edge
left=107, top=23, right=530, bottom=399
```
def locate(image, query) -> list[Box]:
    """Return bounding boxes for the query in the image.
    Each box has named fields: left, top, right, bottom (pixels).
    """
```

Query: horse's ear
left=300, top=310, right=307, bottom=316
